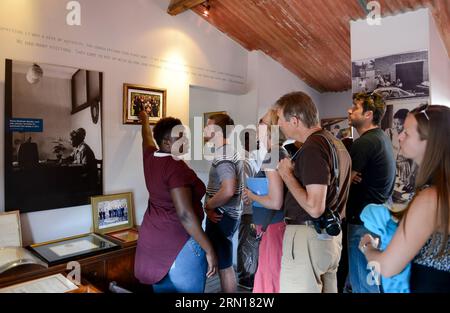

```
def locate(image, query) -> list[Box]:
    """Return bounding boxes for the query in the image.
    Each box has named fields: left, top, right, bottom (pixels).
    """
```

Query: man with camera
left=276, top=92, right=352, bottom=293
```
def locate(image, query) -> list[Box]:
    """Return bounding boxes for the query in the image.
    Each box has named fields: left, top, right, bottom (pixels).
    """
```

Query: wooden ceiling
left=169, top=0, right=450, bottom=93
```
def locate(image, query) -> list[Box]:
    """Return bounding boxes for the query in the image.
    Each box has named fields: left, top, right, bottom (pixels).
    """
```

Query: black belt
left=284, top=218, right=315, bottom=226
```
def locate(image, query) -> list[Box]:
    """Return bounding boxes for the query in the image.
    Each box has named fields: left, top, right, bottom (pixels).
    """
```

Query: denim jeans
left=153, top=237, right=207, bottom=293
left=347, top=223, right=381, bottom=293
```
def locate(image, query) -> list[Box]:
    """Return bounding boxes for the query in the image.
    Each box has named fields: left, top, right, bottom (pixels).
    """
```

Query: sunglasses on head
left=415, top=103, right=430, bottom=121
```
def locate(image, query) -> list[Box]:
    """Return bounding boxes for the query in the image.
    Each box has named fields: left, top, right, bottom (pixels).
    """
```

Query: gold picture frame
left=91, top=192, right=135, bottom=235
left=123, top=83, right=166, bottom=125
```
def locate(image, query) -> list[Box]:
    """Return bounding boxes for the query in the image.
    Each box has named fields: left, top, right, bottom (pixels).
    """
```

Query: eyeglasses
left=416, top=104, right=430, bottom=121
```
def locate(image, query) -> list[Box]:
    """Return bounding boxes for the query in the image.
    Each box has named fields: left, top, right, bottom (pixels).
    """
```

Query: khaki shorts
left=279, top=225, right=342, bottom=293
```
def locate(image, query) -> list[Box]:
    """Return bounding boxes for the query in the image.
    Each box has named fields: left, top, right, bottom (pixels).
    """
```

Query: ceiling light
left=202, top=1, right=210, bottom=17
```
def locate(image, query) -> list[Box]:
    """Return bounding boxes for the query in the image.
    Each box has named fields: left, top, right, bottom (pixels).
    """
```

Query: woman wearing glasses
left=360, top=104, right=450, bottom=292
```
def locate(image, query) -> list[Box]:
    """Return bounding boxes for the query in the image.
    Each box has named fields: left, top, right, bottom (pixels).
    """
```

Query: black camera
left=312, top=209, right=341, bottom=237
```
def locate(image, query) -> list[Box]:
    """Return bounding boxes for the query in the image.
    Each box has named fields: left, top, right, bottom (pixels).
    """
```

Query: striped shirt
left=206, top=144, right=244, bottom=220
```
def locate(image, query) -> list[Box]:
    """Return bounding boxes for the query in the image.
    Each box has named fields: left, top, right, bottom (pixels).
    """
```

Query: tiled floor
left=204, top=273, right=252, bottom=293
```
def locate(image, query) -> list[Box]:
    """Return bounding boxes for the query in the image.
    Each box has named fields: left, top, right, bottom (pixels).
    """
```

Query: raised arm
left=139, top=110, right=156, bottom=151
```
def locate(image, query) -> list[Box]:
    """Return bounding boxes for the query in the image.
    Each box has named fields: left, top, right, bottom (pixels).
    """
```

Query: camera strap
left=313, top=132, right=340, bottom=211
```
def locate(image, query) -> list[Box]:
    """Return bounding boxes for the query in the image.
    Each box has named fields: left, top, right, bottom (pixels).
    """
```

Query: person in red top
left=134, top=110, right=217, bottom=293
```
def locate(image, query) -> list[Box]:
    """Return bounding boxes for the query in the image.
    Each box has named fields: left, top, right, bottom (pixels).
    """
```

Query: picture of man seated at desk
left=5, top=59, right=103, bottom=213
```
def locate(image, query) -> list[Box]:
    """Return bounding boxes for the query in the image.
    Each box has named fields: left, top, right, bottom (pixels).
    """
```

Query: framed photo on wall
left=123, top=84, right=166, bottom=125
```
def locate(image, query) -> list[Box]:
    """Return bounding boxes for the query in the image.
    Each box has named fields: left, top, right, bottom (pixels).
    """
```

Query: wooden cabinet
left=0, top=244, right=144, bottom=292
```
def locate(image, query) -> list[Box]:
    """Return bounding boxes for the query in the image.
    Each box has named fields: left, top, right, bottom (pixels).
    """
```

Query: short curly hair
left=153, top=117, right=182, bottom=148
left=353, top=92, right=386, bottom=126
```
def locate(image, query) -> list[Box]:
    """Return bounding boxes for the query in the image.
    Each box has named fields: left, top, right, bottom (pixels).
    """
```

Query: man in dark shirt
left=346, top=92, right=395, bottom=293
left=276, top=92, right=352, bottom=293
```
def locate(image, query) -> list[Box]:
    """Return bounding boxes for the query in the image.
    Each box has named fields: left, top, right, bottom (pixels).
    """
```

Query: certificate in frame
left=28, top=233, right=118, bottom=266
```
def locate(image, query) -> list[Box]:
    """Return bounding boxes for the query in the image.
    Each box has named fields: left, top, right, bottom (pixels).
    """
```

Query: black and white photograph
left=380, top=100, right=428, bottom=212
left=97, top=198, right=129, bottom=230
left=4, top=59, right=103, bottom=213
left=352, top=50, right=430, bottom=102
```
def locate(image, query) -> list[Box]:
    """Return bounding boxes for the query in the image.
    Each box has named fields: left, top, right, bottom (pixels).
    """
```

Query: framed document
left=0, top=273, right=78, bottom=293
left=29, top=233, right=118, bottom=266
left=91, top=192, right=138, bottom=247
left=0, top=211, right=22, bottom=248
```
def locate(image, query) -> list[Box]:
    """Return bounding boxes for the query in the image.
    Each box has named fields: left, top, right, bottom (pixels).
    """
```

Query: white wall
left=350, top=9, right=429, bottom=62
left=252, top=51, right=321, bottom=118
left=428, top=11, right=450, bottom=106
left=318, top=90, right=352, bottom=119
left=0, top=0, right=248, bottom=245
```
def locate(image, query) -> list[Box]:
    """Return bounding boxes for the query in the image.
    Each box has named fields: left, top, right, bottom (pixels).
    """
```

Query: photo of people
left=352, top=50, right=430, bottom=100
left=4, top=59, right=103, bottom=213
left=123, top=84, right=166, bottom=125
left=97, top=198, right=129, bottom=230
left=131, top=93, right=161, bottom=118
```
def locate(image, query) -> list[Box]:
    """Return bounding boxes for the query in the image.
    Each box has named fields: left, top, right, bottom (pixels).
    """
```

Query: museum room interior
left=0, top=0, right=449, bottom=299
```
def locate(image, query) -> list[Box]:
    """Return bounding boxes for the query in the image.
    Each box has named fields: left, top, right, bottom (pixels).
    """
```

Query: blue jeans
left=347, top=224, right=381, bottom=293
left=205, top=212, right=240, bottom=270
left=153, top=237, right=207, bottom=293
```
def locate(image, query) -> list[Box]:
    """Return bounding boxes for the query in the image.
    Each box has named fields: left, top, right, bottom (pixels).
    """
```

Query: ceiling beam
left=167, top=0, right=205, bottom=16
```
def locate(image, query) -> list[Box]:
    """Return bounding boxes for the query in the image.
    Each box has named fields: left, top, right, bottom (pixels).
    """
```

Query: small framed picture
left=91, top=192, right=135, bottom=235
left=123, top=83, right=166, bottom=125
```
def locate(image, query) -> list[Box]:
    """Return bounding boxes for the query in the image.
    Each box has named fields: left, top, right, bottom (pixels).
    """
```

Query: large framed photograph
left=351, top=50, right=430, bottom=101
left=28, top=233, right=118, bottom=266
left=380, top=100, right=427, bottom=212
left=91, top=192, right=134, bottom=235
left=4, top=59, right=103, bottom=213
left=123, top=84, right=166, bottom=125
